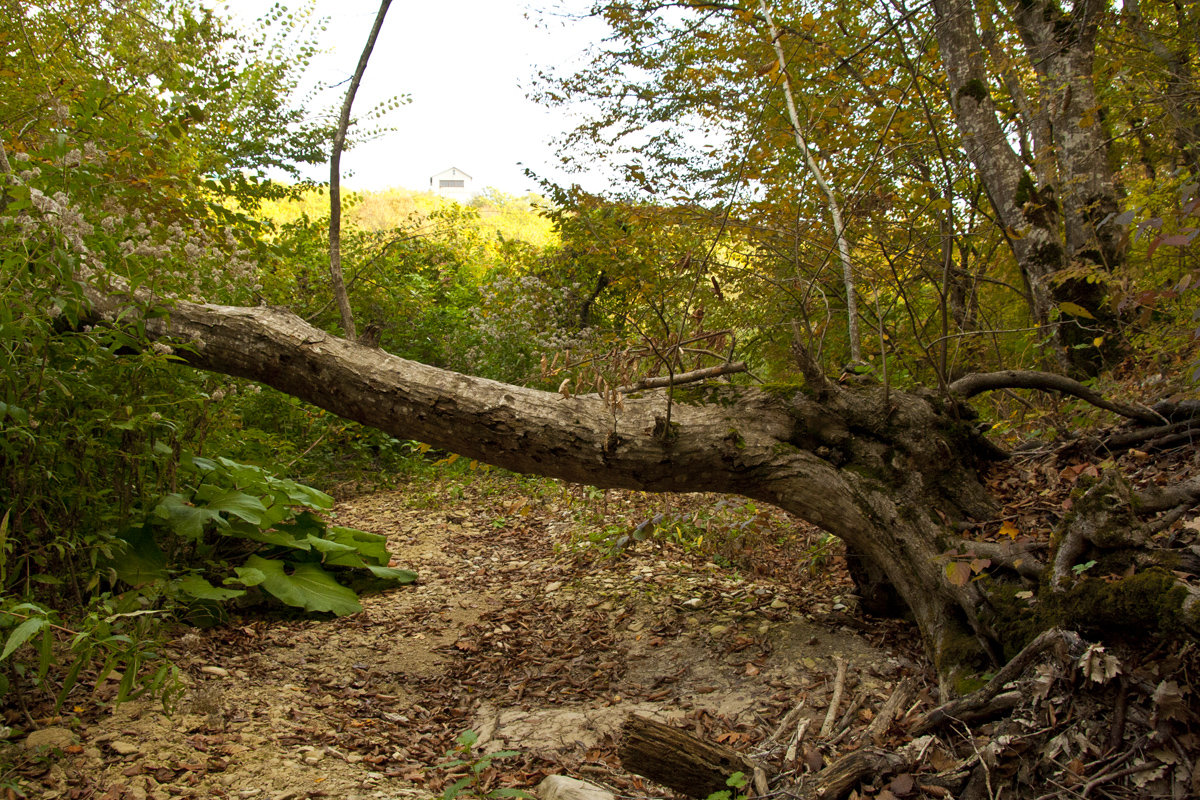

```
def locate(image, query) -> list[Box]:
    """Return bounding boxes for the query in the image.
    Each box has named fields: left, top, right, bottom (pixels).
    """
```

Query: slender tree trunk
left=759, top=0, right=861, bottom=364
left=329, top=0, right=393, bottom=343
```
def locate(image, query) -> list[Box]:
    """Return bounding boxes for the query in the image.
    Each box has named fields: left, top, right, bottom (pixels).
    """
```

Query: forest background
left=0, top=0, right=1198, bottom=756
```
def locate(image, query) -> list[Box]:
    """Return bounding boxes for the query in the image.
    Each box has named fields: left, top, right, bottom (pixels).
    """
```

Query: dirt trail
left=29, top=479, right=919, bottom=800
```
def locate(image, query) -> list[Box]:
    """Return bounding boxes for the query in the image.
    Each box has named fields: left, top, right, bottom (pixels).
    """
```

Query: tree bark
left=618, top=715, right=763, bottom=798
left=931, top=0, right=1122, bottom=375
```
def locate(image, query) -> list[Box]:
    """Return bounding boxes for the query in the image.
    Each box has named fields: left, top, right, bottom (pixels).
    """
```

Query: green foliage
left=107, top=453, right=415, bottom=617
left=0, top=594, right=181, bottom=711
left=705, top=771, right=749, bottom=800
left=437, top=729, right=532, bottom=800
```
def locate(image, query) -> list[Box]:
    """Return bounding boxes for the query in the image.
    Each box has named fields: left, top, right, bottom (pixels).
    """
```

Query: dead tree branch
left=949, top=370, right=1161, bottom=424
left=613, top=361, right=746, bottom=394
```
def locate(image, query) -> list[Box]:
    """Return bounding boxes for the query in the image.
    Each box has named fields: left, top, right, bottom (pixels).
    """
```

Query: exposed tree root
left=913, top=628, right=1087, bottom=735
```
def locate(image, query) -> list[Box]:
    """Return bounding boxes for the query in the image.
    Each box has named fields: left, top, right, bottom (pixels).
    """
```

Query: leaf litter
left=9, top=443, right=1200, bottom=800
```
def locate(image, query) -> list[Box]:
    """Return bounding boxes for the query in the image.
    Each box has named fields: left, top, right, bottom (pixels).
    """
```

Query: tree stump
left=618, top=714, right=761, bottom=798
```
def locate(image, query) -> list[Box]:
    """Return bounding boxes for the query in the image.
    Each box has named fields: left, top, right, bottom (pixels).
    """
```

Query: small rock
left=24, top=727, right=77, bottom=750
left=537, top=775, right=616, bottom=800
left=770, top=598, right=789, bottom=610
left=200, top=666, right=229, bottom=678
left=303, top=749, right=325, bottom=765
left=682, top=598, right=704, bottom=609
left=110, top=740, right=140, bottom=756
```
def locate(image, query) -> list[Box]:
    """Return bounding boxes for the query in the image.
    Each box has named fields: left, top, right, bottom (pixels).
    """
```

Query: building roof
left=430, top=166, right=473, bottom=180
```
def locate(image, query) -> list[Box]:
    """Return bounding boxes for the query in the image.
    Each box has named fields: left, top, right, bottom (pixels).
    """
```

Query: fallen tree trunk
left=618, top=715, right=764, bottom=798
left=78, top=284, right=1200, bottom=692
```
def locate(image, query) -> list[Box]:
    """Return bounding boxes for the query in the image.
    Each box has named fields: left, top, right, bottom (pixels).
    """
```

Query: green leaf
left=442, top=776, right=471, bottom=800
left=174, top=574, right=245, bottom=602
left=327, top=526, right=389, bottom=565
left=1, top=617, right=46, bottom=661
left=273, top=479, right=333, bottom=509
left=231, top=566, right=267, bottom=587
left=110, top=525, right=168, bottom=586
left=364, top=565, right=417, bottom=583
left=243, top=555, right=362, bottom=615
left=224, top=520, right=310, bottom=550
left=305, top=534, right=358, bottom=556
left=194, top=487, right=268, bottom=525
left=1057, top=301, right=1096, bottom=320
left=155, top=493, right=225, bottom=538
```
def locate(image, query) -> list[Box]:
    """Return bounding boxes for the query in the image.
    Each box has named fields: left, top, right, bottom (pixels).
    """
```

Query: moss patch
left=956, top=78, right=989, bottom=105
left=984, top=569, right=1193, bottom=660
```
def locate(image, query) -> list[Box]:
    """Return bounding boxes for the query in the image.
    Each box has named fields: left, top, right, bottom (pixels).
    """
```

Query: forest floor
left=8, top=431, right=1200, bottom=800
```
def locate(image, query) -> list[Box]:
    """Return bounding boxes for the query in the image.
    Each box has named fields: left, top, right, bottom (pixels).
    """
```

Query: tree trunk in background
left=328, top=0, right=393, bottom=343
left=932, top=0, right=1123, bottom=376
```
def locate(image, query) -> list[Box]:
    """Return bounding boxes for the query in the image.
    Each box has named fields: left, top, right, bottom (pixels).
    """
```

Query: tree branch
left=329, top=0, right=393, bottom=342
left=613, top=361, right=747, bottom=394
left=949, top=370, right=1161, bottom=424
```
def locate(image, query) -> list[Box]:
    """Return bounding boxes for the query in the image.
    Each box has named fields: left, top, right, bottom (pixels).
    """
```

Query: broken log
left=618, top=714, right=763, bottom=798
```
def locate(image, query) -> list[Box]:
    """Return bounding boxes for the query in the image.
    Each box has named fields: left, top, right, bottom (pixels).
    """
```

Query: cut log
left=618, top=714, right=763, bottom=798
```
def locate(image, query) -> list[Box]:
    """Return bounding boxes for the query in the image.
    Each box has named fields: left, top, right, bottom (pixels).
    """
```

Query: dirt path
left=27, top=478, right=921, bottom=800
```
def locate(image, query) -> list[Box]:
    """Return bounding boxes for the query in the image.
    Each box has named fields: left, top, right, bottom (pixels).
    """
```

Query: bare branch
left=613, top=361, right=746, bottom=394
left=914, top=628, right=1087, bottom=734
left=949, top=370, right=1161, bottom=424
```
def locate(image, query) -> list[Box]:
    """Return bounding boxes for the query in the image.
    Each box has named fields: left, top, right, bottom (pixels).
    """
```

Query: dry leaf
left=1152, top=680, right=1188, bottom=721
left=1078, top=643, right=1121, bottom=683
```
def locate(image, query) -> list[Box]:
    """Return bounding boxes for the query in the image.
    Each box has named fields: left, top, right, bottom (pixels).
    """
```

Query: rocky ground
left=5, top=436, right=1199, bottom=800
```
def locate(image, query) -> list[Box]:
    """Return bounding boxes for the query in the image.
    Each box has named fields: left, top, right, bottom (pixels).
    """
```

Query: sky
left=222, top=0, right=610, bottom=196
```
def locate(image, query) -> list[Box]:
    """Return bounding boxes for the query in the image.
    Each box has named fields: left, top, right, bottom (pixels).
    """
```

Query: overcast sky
left=223, top=0, right=608, bottom=195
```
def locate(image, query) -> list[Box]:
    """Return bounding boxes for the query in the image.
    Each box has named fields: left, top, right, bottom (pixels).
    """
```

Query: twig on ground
left=820, top=658, right=848, bottom=739
left=865, top=676, right=916, bottom=744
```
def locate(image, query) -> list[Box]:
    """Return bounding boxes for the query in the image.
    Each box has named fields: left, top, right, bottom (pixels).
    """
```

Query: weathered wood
left=811, top=747, right=910, bottom=800
left=618, top=715, right=762, bottom=799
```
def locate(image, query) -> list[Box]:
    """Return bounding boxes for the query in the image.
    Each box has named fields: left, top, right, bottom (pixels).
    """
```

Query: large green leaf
left=154, top=493, right=226, bottom=538
left=364, top=565, right=417, bottom=583
left=174, top=574, right=245, bottom=602
left=327, top=526, right=390, bottom=565
left=243, top=555, right=361, bottom=615
left=111, top=525, right=168, bottom=586
left=305, top=534, right=358, bottom=557
left=193, top=486, right=268, bottom=525
left=272, top=479, right=333, bottom=509
left=231, top=566, right=267, bottom=587
left=224, top=519, right=310, bottom=550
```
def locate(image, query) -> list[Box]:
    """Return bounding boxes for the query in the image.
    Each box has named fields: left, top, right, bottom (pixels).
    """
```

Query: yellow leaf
left=1093, top=336, right=1104, bottom=347
left=1057, top=301, right=1095, bottom=319
left=999, top=520, right=1019, bottom=539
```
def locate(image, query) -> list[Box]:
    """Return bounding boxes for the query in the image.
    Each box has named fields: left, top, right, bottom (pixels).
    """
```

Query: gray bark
left=932, top=0, right=1122, bottom=374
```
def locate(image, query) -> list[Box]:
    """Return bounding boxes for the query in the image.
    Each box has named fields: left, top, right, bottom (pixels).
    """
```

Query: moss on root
left=983, top=568, right=1194, bottom=661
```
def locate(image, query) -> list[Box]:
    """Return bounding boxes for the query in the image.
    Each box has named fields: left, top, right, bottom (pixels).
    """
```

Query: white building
left=429, top=167, right=474, bottom=203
